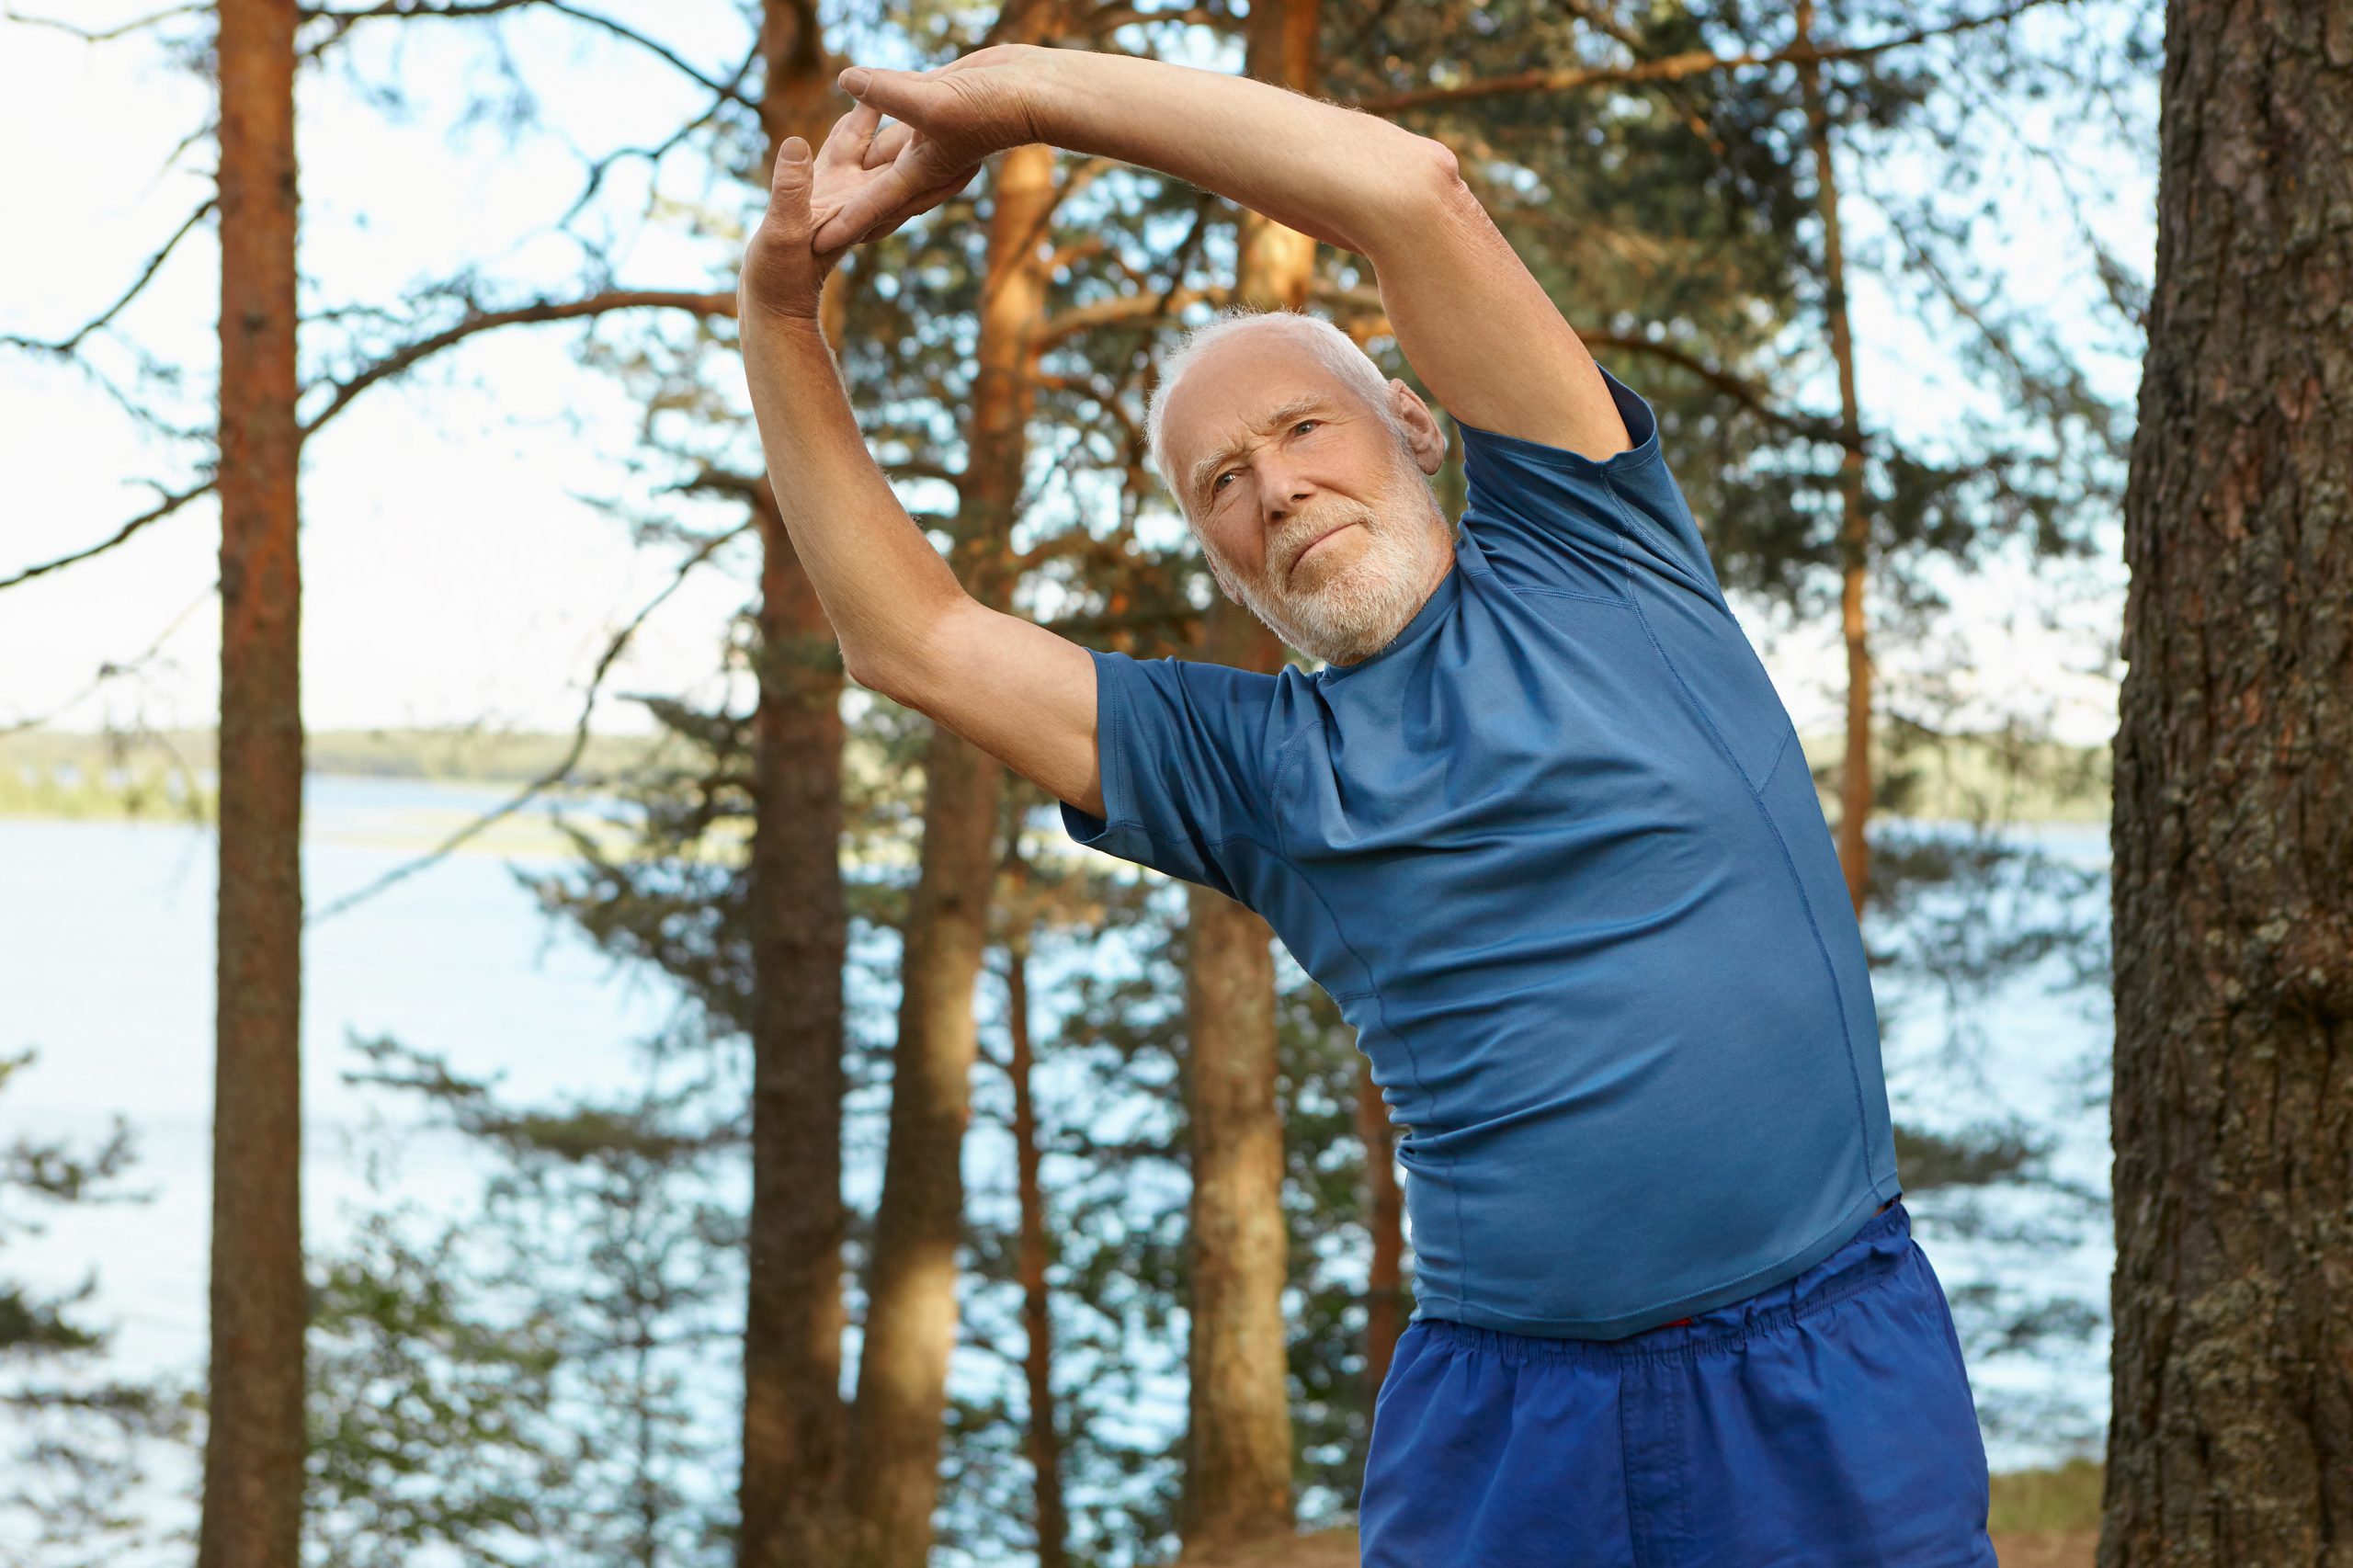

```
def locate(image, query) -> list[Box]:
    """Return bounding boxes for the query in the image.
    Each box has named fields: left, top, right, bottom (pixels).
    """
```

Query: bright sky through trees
left=1, top=5, right=2150, bottom=746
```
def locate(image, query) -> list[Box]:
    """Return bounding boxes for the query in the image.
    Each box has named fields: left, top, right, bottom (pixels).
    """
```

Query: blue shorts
left=1358, top=1198, right=1996, bottom=1567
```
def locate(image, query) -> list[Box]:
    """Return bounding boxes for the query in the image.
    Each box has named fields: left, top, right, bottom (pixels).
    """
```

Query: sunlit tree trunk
left=1175, top=0, right=1319, bottom=1554
left=1006, top=920, right=1070, bottom=1568
left=2102, top=4, right=2353, bottom=1563
left=736, top=11, right=856, bottom=1565
left=1795, top=0, right=1875, bottom=915
left=846, top=108, right=1063, bottom=1568
left=199, top=4, right=306, bottom=1566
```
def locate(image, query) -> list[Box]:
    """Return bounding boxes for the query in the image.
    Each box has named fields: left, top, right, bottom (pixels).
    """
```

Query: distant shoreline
left=1, top=723, right=2113, bottom=826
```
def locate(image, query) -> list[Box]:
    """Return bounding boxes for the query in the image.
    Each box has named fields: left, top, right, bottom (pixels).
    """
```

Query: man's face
left=1165, top=331, right=1454, bottom=666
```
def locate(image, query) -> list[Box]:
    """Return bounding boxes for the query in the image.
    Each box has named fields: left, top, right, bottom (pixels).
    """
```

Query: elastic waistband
left=1408, top=1198, right=1915, bottom=1367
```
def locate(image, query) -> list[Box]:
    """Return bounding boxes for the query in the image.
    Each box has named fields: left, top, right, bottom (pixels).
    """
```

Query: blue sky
left=1, top=4, right=2153, bottom=747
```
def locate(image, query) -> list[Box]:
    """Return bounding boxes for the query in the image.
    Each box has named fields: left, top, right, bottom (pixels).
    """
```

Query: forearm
left=1020, top=48, right=1448, bottom=256
left=738, top=314, right=965, bottom=686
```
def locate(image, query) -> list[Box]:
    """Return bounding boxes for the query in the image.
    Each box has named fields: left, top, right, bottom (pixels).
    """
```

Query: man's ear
left=1389, top=378, right=1449, bottom=476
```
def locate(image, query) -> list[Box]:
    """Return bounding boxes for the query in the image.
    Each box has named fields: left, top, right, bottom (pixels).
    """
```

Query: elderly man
left=740, top=43, right=1997, bottom=1567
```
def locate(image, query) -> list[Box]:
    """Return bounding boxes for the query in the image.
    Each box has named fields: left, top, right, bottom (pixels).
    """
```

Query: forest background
left=2, top=1, right=2155, bottom=1563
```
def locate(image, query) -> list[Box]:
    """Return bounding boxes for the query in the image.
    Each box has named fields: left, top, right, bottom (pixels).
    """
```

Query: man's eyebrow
left=1186, top=393, right=1333, bottom=504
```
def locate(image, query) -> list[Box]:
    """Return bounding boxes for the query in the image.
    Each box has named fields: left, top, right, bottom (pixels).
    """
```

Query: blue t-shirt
left=1060, top=366, right=1904, bottom=1339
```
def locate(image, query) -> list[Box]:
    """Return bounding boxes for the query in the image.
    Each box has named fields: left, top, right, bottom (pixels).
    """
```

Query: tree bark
left=845, top=123, right=1061, bottom=1568
left=1007, top=924, right=1070, bottom=1568
left=199, top=5, right=306, bottom=1567
left=1171, top=2, right=1320, bottom=1555
left=2103, top=4, right=2353, bottom=1564
left=737, top=12, right=855, bottom=1564
left=1794, top=0, right=1876, bottom=915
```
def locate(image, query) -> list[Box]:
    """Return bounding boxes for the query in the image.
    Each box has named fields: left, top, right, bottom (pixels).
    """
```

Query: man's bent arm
left=1020, top=49, right=1449, bottom=256
left=739, top=310, right=1108, bottom=817
left=1019, top=47, right=1630, bottom=464
left=738, top=313, right=965, bottom=686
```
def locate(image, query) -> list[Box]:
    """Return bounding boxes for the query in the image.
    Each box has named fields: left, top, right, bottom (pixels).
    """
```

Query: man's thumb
left=770, top=135, right=812, bottom=202
left=839, top=65, right=922, bottom=114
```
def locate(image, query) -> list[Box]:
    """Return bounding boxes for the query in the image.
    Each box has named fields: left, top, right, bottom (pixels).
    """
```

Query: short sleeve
left=1453, top=365, right=1727, bottom=612
left=1057, top=646, right=1281, bottom=904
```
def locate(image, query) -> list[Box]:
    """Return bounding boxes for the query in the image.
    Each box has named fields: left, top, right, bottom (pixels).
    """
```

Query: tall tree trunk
left=199, top=4, right=305, bottom=1566
left=1357, top=1053, right=1404, bottom=1398
left=1176, top=0, right=1318, bottom=1553
left=1006, top=919, right=1070, bottom=1568
left=737, top=11, right=855, bottom=1564
left=2102, top=5, right=2353, bottom=1564
left=846, top=125, right=1060, bottom=1568
left=1794, top=0, right=1876, bottom=915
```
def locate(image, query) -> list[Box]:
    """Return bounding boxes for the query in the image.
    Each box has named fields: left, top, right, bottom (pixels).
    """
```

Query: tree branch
left=0, top=199, right=217, bottom=359
left=0, top=480, right=217, bottom=594
left=301, top=286, right=735, bottom=436
left=296, top=0, right=757, bottom=107
left=1347, top=0, right=2073, bottom=115
left=305, top=518, right=755, bottom=926
left=2, top=3, right=205, bottom=42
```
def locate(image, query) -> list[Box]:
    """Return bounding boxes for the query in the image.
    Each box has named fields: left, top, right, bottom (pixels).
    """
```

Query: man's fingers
left=815, top=100, right=881, bottom=170
left=866, top=119, right=914, bottom=170
left=811, top=175, right=907, bottom=252
left=818, top=160, right=973, bottom=248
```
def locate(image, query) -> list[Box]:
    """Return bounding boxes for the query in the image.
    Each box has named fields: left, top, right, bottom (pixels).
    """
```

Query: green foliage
left=311, top=1030, right=746, bottom=1566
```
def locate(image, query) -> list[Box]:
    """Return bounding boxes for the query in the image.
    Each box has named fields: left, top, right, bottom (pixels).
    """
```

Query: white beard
left=1199, top=456, right=1453, bottom=667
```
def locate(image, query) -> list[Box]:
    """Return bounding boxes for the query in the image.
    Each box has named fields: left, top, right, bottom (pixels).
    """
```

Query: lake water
left=0, top=775, right=2119, bottom=1559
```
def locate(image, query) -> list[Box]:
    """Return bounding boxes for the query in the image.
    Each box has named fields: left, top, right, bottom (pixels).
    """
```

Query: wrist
left=740, top=299, right=835, bottom=358
left=1010, top=42, right=1084, bottom=148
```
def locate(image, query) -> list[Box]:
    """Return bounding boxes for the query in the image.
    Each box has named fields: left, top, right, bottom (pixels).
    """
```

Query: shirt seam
left=1270, top=738, right=1471, bottom=1315
left=1758, top=723, right=1798, bottom=793
left=1610, top=538, right=1879, bottom=1194
left=1497, top=581, right=1632, bottom=608
left=1599, top=471, right=1733, bottom=619
left=1109, top=724, right=1467, bottom=1316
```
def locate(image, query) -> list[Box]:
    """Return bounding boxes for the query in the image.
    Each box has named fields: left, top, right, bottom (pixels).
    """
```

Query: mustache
left=1277, top=508, right=1373, bottom=575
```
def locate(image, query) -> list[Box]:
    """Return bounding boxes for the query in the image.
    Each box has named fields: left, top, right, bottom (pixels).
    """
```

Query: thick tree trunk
left=2102, top=6, right=2353, bottom=1565
left=1173, top=0, right=1319, bottom=1553
left=1795, top=0, right=1875, bottom=915
left=1007, top=927, right=1070, bottom=1568
left=845, top=131, right=1059, bottom=1568
left=738, top=13, right=855, bottom=1564
left=199, top=5, right=306, bottom=1567
left=741, top=487, right=852, bottom=1566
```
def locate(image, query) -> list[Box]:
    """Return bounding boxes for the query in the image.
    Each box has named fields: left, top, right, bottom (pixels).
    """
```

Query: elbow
left=844, top=644, right=916, bottom=706
left=843, top=596, right=961, bottom=707
left=1418, top=134, right=1462, bottom=190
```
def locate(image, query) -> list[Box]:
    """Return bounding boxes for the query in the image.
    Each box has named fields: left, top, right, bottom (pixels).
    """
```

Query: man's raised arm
left=737, top=123, right=1106, bottom=819
left=818, top=46, right=1628, bottom=464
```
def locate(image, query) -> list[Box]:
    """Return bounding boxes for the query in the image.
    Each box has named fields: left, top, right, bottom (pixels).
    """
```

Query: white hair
left=1144, top=306, right=1414, bottom=515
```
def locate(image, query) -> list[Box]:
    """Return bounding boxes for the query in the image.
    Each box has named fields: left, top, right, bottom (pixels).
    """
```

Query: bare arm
left=737, top=125, right=1108, bottom=817
left=1026, top=49, right=1631, bottom=462
left=1018, top=48, right=1442, bottom=258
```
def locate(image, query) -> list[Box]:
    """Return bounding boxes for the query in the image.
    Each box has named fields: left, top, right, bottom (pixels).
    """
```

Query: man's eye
left=1294, top=419, right=1318, bottom=435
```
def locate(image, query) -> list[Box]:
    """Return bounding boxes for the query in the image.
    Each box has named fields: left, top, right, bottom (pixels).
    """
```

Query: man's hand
left=739, top=101, right=948, bottom=325
left=740, top=133, right=842, bottom=326
left=809, top=45, right=1039, bottom=253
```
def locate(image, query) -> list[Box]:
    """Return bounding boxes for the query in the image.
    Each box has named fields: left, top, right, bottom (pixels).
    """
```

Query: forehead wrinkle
left=1185, top=390, right=1335, bottom=506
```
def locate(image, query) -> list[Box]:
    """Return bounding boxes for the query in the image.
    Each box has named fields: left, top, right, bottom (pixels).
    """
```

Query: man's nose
left=1260, top=462, right=1313, bottom=523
